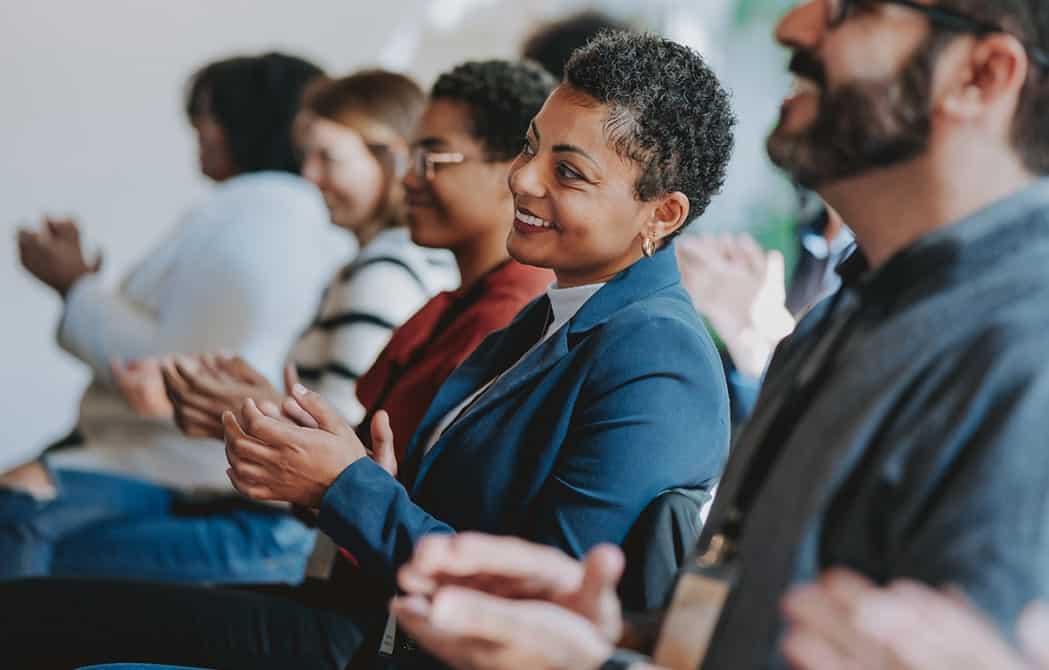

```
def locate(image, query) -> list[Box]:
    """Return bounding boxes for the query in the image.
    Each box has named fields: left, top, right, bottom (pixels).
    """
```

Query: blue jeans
left=0, top=467, right=316, bottom=583
left=79, top=666, right=208, bottom=670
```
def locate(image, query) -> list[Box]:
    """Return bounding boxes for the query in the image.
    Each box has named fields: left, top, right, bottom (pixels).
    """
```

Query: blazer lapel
left=400, top=296, right=550, bottom=485
left=408, top=244, right=684, bottom=491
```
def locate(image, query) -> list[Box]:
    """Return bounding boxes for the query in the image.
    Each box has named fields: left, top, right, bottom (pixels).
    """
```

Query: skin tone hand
left=781, top=568, right=1049, bottom=670
left=392, top=535, right=627, bottom=670
left=392, top=584, right=615, bottom=670
left=110, top=357, right=173, bottom=418
left=222, top=383, right=369, bottom=508
left=676, top=234, right=795, bottom=378
left=17, top=217, right=100, bottom=297
left=395, top=533, right=626, bottom=642
left=161, top=354, right=289, bottom=439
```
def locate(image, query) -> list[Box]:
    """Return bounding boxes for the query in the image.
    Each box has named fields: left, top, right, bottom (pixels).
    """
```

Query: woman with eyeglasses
left=160, top=70, right=461, bottom=440
left=215, top=32, right=733, bottom=664
left=0, top=59, right=556, bottom=669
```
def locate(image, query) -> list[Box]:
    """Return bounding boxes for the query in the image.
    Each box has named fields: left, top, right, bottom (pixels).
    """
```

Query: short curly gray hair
left=565, top=31, right=736, bottom=231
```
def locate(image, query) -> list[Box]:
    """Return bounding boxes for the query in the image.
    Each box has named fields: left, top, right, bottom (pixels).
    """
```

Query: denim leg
left=51, top=505, right=317, bottom=584
left=0, top=467, right=173, bottom=579
left=77, top=666, right=209, bottom=670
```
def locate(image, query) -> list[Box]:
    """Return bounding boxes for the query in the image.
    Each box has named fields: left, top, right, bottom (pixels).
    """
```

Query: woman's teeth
left=516, top=209, right=553, bottom=229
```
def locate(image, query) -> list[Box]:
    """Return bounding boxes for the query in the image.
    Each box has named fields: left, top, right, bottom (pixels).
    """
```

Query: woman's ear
left=644, top=191, right=691, bottom=242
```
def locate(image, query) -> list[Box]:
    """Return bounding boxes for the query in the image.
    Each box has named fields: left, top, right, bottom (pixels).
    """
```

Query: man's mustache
left=789, top=50, right=826, bottom=87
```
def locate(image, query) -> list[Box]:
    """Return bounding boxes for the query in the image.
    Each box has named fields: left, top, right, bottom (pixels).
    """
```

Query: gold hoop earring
left=642, top=237, right=656, bottom=258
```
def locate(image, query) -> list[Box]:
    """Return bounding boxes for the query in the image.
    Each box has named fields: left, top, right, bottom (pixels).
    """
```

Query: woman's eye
left=556, top=163, right=583, bottom=180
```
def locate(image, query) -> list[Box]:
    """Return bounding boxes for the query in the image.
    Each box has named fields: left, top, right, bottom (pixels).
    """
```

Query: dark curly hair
left=431, top=60, right=557, bottom=161
left=186, top=52, right=324, bottom=174
left=521, top=10, right=632, bottom=80
left=565, top=31, right=735, bottom=231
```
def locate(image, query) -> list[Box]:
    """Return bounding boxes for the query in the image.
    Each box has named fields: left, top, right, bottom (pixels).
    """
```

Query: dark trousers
left=0, top=577, right=384, bottom=670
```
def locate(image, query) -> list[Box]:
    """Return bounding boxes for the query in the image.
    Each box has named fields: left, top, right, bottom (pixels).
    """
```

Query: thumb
left=370, top=410, right=397, bottom=476
left=90, top=250, right=103, bottom=273
left=575, top=544, right=624, bottom=636
left=290, top=383, right=346, bottom=434
left=283, top=363, right=301, bottom=395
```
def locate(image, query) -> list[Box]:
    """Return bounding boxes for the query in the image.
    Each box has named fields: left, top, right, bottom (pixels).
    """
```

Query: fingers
left=284, top=363, right=301, bottom=395
left=1019, top=602, right=1049, bottom=668
left=390, top=596, right=473, bottom=670
left=289, top=384, right=348, bottom=434
left=782, top=626, right=852, bottom=670
left=399, top=533, right=583, bottom=600
left=222, top=410, right=276, bottom=501
left=217, top=355, right=268, bottom=385
left=161, top=359, right=228, bottom=422
left=781, top=570, right=877, bottom=665
left=46, top=217, right=79, bottom=242
left=766, top=249, right=787, bottom=285
left=577, top=544, right=625, bottom=611
left=257, top=400, right=288, bottom=422
left=110, top=357, right=131, bottom=384
left=370, top=410, right=397, bottom=476
left=282, top=396, right=320, bottom=429
left=236, top=397, right=306, bottom=446
left=427, top=586, right=522, bottom=643
left=736, top=234, right=767, bottom=275
left=176, top=404, right=225, bottom=439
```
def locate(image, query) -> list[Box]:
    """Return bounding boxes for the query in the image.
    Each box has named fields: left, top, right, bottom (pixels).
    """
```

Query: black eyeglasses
left=827, top=0, right=1049, bottom=68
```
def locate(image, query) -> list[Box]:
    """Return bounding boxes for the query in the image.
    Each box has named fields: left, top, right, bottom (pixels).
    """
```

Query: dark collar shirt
left=700, top=180, right=1049, bottom=669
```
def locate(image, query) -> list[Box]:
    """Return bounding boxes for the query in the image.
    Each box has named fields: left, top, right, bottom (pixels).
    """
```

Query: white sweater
left=49, top=172, right=353, bottom=492
left=289, top=227, right=458, bottom=425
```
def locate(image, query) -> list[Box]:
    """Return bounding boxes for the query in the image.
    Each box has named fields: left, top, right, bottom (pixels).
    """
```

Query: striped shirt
left=289, top=227, right=458, bottom=425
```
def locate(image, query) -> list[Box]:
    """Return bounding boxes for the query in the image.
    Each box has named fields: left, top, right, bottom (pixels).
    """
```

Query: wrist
left=58, top=266, right=95, bottom=299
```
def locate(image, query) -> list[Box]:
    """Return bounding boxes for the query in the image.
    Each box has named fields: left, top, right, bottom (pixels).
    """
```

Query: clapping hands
left=222, top=382, right=398, bottom=508
left=390, top=533, right=625, bottom=670
left=161, top=354, right=286, bottom=439
left=676, top=234, right=795, bottom=378
left=17, top=216, right=100, bottom=296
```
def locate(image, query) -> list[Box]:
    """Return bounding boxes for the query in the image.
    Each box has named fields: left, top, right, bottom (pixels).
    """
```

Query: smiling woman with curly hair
left=0, top=35, right=738, bottom=670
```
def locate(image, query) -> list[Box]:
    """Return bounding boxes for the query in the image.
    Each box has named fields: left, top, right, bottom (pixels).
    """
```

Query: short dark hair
left=186, top=52, right=324, bottom=175
left=565, top=31, right=736, bottom=230
left=521, top=10, right=632, bottom=80
left=431, top=60, right=557, bottom=161
left=939, top=1, right=1049, bottom=174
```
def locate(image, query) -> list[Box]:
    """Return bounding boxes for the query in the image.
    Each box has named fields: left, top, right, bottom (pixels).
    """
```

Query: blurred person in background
left=521, top=8, right=632, bottom=79
left=676, top=190, right=852, bottom=425
left=2, top=52, right=350, bottom=584
left=0, top=58, right=558, bottom=670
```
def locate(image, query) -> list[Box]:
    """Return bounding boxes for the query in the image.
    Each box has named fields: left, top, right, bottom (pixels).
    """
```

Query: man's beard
left=767, top=34, right=947, bottom=189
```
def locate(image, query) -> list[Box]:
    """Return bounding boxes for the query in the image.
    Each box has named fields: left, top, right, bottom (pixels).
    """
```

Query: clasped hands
left=390, top=534, right=629, bottom=670
left=222, top=383, right=396, bottom=508
left=111, top=350, right=397, bottom=508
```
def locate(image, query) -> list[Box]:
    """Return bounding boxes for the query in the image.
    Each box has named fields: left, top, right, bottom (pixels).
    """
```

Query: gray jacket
left=701, top=180, right=1049, bottom=669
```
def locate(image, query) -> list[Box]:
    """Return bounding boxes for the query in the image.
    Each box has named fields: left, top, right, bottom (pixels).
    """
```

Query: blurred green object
left=733, top=0, right=796, bottom=27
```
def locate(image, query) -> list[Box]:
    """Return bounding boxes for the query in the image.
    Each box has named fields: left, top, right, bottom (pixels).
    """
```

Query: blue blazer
left=318, top=243, right=730, bottom=588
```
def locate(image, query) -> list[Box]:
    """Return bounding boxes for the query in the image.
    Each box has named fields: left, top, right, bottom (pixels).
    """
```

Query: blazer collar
left=567, top=241, right=682, bottom=337
left=405, top=242, right=683, bottom=489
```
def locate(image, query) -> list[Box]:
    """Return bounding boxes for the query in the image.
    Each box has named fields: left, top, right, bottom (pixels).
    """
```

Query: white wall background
left=1, top=0, right=792, bottom=467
